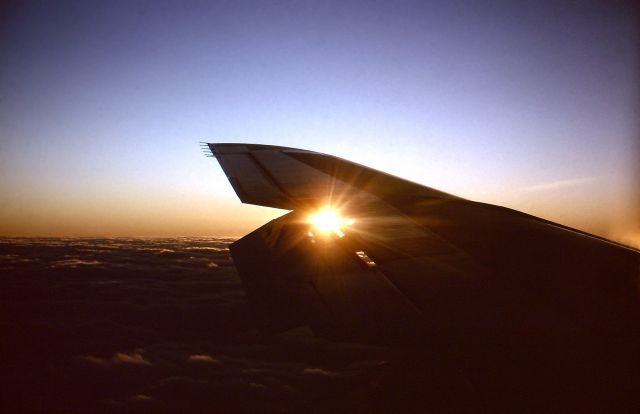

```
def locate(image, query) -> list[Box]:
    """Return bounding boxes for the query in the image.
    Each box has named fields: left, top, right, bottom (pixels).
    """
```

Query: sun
left=308, top=208, right=354, bottom=238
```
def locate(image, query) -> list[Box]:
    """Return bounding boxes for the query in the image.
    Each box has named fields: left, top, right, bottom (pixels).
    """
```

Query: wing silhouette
left=205, top=143, right=639, bottom=344
left=205, top=143, right=640, bottom=410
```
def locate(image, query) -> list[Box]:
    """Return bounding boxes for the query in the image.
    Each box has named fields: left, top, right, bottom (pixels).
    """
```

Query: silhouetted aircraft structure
left=204, top=143, right=639, bottom=410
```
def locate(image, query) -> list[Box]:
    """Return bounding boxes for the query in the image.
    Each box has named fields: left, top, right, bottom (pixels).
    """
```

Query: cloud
left=82, top=351, right=151, bottom=366
left=112, top=351, right=151, bottom=365
left=303, top=367, right=339, bottom=377
left=516, top=177, right=594, bottom=193
left=130, top=394, right=152, bottom=402
left=185, top=246, right=229, bottom=251
left=154, top=249, right=175, bottom=255
left=3, top=236, right=394, bottom=413
left=187, top=354, right=221, bottom=364
left=0, top=254, right=36, bottom=264
left=51, top=258, right=102, bottom=268
left=81, top=355, right=110, bottom=366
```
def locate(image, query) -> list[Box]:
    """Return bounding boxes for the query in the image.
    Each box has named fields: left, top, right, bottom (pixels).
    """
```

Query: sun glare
left=308, top=209, right=354, bottom=238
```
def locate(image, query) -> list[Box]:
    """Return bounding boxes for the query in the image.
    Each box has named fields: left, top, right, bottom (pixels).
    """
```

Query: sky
left=0, top=0, right=638, bottom=246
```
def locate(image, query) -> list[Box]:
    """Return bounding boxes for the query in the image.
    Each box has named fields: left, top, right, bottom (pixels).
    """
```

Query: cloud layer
left=0, top=237, right=392, bottom=413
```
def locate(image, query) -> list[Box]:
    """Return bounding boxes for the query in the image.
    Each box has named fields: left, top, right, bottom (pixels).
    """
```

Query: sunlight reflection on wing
left=307, top=208, right=354, bottom=238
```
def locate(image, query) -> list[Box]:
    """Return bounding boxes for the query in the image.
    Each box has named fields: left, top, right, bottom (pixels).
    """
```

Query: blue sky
left=0, top=0, right=638, bottom=245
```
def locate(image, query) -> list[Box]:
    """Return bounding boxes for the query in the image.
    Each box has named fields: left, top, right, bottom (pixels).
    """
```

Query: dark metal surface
left=208, top=142, right=640, bottom=411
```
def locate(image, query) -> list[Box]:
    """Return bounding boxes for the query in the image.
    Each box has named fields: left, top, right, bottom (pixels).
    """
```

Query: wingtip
left=200, top=142, right=215, bottom=158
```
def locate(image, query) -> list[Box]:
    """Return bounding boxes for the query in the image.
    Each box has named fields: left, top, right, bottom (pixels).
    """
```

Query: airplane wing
left=204, top=143, right=639, bottom=346
left=205, top=142, right=640, bottom=410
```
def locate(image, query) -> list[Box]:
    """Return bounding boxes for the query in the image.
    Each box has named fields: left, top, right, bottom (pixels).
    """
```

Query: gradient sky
left=0, top=0, right=638, bottom=246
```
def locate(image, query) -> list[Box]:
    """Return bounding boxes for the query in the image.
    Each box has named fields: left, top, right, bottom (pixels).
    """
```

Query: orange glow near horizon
left=0, top=165, right=637, bottom=250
